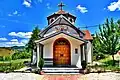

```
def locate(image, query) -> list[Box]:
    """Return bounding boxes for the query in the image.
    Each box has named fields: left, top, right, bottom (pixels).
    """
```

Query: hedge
left=0, top=62, right=25, bottom=72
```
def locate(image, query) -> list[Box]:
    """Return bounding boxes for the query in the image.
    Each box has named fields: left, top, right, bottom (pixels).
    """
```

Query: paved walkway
left=0, top=72, right=120, bottom=80
left=41, top=74, right=82, bottom=80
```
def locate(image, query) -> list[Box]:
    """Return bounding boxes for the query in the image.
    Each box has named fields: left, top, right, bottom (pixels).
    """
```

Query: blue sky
left=0, top=0, right=120, bottom=47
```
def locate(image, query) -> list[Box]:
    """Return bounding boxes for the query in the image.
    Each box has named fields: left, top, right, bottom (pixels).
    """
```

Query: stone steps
left=42, top=67, right=80, bottom=74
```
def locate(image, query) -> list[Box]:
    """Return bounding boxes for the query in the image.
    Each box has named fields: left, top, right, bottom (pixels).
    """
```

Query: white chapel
left=32, top=2, right=93, bottom=69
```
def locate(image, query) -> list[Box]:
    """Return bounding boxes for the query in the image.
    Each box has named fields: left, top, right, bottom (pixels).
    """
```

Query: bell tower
left=47, top=2, right=76, bottom=25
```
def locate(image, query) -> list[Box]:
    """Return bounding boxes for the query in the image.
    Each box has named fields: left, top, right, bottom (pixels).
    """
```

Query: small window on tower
left=51, top=19, right=54, bottom=23
left=70, top=18, right=73, bottom=22
left=75, top=48, right=78, bottom=54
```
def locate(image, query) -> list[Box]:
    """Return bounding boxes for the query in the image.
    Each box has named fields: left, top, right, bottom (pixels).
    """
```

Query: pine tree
left=26, top=26, right=40, bottom=62
left=27, top=26, right=40, bottom=51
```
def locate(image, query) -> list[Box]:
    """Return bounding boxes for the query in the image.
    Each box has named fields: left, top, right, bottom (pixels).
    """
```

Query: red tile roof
left=82, top=30, right=93, bottom=40
left=57, top=10, right=66, bottom=14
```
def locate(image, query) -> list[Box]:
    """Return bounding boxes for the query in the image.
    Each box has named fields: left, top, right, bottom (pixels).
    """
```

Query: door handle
left=60, top=54, right=63, bottom=57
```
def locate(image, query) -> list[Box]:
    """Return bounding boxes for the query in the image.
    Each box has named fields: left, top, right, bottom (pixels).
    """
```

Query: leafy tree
left=117, top=19, right=120, bottom=27
left=94, top=18, right=120, bottom=65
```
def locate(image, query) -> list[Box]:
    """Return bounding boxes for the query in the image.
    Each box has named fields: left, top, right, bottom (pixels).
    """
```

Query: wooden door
left=53, top=38, right=70, bottom=66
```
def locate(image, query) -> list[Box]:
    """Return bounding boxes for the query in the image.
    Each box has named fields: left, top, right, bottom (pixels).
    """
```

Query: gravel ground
left=0, top=72, right=120, bottom=80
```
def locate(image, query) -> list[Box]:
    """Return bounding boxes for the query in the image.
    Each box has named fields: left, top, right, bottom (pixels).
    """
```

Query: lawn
left=0, top=58, right=31, bottom=63
left=93, top=54, right=120, bottom=71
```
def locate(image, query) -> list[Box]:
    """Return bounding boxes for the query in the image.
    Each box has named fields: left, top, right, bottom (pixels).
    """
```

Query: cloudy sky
left=0, top=0, right=120, bottom=47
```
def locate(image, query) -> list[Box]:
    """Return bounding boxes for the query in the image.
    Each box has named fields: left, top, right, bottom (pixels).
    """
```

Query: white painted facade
left=39, top=33, right=84, bottom=66
left=32, top=7, right=93, bottom=69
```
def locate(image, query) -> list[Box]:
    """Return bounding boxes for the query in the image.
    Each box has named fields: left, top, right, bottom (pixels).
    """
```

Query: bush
left=0, top=62, right=25, bottom=72
left=38, top=58, right=44, bottom=71
left=12, top=51, right=31, bottom=60
left=96, top=53, right=105, bottom=60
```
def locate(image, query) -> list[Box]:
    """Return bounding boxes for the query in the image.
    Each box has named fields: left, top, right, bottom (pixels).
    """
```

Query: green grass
left=92, top=54, right=120, bottom=71
left=0, top=58, right=30, bottom=63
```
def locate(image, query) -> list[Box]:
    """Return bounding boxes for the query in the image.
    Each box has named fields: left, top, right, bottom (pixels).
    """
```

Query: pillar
left=84, top=43, right=87, bottom=63
left=80, top=44, right=83, bottom=61
left=37, top=43, right=40, bottom=68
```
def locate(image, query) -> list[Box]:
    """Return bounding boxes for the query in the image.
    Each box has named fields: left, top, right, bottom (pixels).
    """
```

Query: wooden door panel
left=54, top=45, right=70, bottom=65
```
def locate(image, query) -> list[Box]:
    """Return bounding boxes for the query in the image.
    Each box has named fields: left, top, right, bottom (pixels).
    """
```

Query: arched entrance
left=53, top=38, right=71, bottom=66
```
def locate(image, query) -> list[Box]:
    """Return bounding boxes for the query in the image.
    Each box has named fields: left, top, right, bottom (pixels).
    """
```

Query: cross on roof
left=58, top=2, right=65, bottom=10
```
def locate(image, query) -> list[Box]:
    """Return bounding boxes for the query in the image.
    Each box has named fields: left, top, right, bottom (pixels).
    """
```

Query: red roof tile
left=57, top=10, right=66, bottom=14
left=82, top=30, right=93, bottom=40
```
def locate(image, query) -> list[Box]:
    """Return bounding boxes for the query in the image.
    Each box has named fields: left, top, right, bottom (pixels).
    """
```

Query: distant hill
left=0, top=47, right=14, bottom=56
left=0, top=46, right=25, bottom=56
left=11, top=46, right=25, bottom=50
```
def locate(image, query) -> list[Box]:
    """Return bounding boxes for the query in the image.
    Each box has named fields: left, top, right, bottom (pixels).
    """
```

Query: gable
left=36, top=31, right=87, bottom=44
left=39, top=15, right=84, bottom=38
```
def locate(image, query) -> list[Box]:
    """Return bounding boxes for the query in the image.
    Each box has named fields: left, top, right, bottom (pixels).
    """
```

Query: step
left=43, top=69, right=79, bottom=72
left=42, top=67, right=80, bottom=74
left=45, top=73, right=80, bottom=74
left=42, top=67, right=79, bottom=70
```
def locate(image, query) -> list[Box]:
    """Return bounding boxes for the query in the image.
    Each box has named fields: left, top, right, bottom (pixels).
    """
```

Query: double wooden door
left=53, top=38, right=70, bottom=66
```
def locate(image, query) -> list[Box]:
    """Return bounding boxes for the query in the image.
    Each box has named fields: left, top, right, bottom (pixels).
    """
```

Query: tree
left=26, top=26, right=40, bottom=62
left=117, top=19, right=120, bottom=27
left=27, top=26, right=40, bottom=51
left=94, top=18, right=120, bottom=65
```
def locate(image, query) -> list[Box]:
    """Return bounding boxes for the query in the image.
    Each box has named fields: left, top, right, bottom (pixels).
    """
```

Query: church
left=32, top=2, right=93, bottom=69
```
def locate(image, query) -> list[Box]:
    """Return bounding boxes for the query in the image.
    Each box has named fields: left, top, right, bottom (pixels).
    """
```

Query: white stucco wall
left=70, top=40, right=80, bottom=65
left=43, top=42, right=53, bottom=58
left=40, top=33, right=84, bottom=67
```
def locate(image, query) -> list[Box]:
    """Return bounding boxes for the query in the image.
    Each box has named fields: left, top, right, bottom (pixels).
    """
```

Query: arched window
left=51, top=19, right=54, bottom=23
left=70, top=18, right=73, bottom=22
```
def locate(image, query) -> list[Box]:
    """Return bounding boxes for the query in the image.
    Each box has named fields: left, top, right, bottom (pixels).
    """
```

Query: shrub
left=38, top=58, right=44, bottom=71
left=0, top=62, right=25, bottom=72
left=96, top=53, right=105, bottom=60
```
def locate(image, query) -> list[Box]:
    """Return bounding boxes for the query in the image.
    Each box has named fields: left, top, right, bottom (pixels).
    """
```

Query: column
left=84, top=43, right=87, bottom=63
left=91, top=41, right=93, bottom=63
left=80, top=44, right=83, bottom=61
left=76, top=45, right=82, bottom=69
left=37, top=43, right=40, bottom=68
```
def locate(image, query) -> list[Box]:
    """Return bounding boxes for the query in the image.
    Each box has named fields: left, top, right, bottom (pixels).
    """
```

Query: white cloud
left=8, top=14, right=12, bottom=16
left=107, top=0, right=120, bottom=11
left=6, top=41, right=25, bottom=47
left=23, top=0, right=31, bottom=7
left=13, top=11, right=18, bottom=15
left=11, top=39, right=18, bottom=42
left=21, top=39, right=29, bottom=44
left=8, top=32, right=32, bottom=38
left=8, top=10, right=21, bottom=17
left=0, top=37, right=7, bottom=41
left=0, top=39, right=29, bottom=47
left=46, top=3, right=51, bottom=9
left=76, top=5, right=88, bottom=13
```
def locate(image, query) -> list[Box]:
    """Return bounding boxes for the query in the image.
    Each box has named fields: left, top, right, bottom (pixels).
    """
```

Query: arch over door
left=53, top=38, right=71, bottom=66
